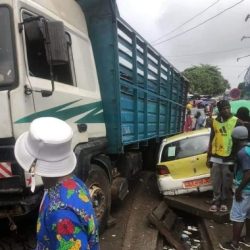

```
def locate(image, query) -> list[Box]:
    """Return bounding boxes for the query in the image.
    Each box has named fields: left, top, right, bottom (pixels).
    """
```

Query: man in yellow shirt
left=207, top=100, right=241, bottom=213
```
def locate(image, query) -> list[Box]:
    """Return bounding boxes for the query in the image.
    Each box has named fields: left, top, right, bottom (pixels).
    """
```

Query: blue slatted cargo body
left=77, top=0, right=188, bottom=154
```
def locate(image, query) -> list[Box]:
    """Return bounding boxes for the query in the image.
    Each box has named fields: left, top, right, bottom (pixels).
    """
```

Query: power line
left=153, top=0, right=245, bottom=46
left=151, top=0, right=220, bottom=44
left=165, top=47, right=250, bottom=58
left=216, top=64, right=249, bottom=67
left=176, top=62, right=249, bottom=68
left=237, top=54, right=250, bottom=61
left=238, top=66, right=249, bottom=78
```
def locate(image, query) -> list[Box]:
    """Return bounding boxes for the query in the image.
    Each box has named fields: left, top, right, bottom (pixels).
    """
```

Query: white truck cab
left=0, top=0, right=107, bottom=228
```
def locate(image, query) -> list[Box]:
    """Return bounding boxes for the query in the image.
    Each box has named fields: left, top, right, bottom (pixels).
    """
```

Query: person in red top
left=184, top=110, right=193, bottom=132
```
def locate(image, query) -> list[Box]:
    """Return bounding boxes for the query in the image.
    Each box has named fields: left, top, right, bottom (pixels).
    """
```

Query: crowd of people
left=184, top=100, right=214, bottom=131
left=185, top=99, right=250, bottom=250
left=193, top=99, right=250, bottom=250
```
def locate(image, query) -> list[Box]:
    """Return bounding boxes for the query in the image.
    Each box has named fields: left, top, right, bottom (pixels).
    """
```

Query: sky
left=116, top=0, right=250, bottom=89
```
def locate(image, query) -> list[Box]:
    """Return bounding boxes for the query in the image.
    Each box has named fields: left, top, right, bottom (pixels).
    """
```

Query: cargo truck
left=0, top=0, right=188, bottom=231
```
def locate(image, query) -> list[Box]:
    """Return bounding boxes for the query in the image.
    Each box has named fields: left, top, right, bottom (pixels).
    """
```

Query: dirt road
left=0, top=171, right=161, bottom=250
left=101, top=171, right=161, bottom=250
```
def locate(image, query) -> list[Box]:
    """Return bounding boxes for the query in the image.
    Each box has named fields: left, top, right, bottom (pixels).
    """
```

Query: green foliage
left=238, top=82, right=245, bottom=90
left=183, top=64, right=230, bottom=95
left=238, top=82, right=250, bottom=99
left=238, top=82, right=245, bottom=98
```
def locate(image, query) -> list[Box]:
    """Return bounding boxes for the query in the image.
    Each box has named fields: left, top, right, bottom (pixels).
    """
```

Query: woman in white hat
left=14, top=117, right=99, bottom=250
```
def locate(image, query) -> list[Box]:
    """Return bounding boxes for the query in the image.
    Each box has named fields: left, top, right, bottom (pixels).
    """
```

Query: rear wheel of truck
left=86, top=164, right=111, bottom=233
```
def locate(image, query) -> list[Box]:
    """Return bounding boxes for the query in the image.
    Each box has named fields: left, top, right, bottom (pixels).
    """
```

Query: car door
left=160, top=133, right=210, bottom=179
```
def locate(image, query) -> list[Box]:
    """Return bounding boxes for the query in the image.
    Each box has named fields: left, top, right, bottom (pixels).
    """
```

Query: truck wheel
left=86, top=164, right=111, bottom=233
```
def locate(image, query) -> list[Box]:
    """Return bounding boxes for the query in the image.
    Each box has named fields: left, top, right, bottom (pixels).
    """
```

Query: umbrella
left=230, top=100, right=250, bottom=115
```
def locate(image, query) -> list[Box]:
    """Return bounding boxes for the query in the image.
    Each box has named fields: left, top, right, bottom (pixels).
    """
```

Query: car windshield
left=161, top=133, right=210, bottom=162
left=0, top=7, right=15, bottom=85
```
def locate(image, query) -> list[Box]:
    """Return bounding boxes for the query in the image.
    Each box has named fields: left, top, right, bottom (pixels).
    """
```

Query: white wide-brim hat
left=14, top=117, right=76, bottom=178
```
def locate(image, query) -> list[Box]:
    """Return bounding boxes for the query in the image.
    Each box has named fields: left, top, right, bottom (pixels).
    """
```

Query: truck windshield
left=0, top=7, right=15, bottom=85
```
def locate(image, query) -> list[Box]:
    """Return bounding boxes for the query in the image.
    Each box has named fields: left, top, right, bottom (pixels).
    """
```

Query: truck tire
left=86, top=164, right=111, bottom=233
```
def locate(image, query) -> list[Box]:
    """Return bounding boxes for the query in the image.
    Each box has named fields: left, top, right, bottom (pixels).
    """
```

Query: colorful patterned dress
left=35, top=175, right=99, bottom=250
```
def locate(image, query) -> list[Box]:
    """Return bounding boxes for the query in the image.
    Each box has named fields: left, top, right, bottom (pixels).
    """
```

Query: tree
left=238, top=81, right=250, bottom=99
left=183, top=64, right=230, bottom=96
left=237, top=82, right=244, bottom=98
left=238, top=82, right=245, bottom=90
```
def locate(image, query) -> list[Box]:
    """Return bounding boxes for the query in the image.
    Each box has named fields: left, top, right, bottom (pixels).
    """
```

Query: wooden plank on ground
left=164, top=192, right=230, bottom=224
left=163, top=209, right=177, bottom=230
left=148, top=212, right=185, bottom=250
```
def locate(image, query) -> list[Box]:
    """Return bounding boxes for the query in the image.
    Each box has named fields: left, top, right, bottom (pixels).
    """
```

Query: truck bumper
left=0, top=141, right=43, bottom=218
left=0, top=188, right=43, bottom=218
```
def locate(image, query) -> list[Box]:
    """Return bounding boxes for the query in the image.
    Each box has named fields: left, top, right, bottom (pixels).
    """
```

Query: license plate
left=183, top=177, right=211, bottom=189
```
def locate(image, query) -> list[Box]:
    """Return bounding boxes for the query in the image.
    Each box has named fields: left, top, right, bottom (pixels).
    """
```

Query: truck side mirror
left=22, top=19, right=69, bottom=65
left=21, top=18, right=69, bottom=97
left=43, top=21, right=69, bottom=65
left=22, top=18, right=44, bottom=42
left=41, top=21, right=69, bottom=97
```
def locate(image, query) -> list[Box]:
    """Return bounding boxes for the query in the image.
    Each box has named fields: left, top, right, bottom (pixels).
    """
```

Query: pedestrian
left=184, top=110, right=193, bottom=132
left=236, top=106, right=250, bottom=141
left=207, top=100, right=241, bottom=212
left=236, top=107, right=250, bottom=122
left=204, top=103, right=211, bottom=116
left=219, top=126, right=250, bottom=250
left=194, top=111, right=205, bottom=130
left=192, top=99, right=196, bottom=108
left=14, top=117, right=99, bottom=250
left=186, top=101, right=193, bottom=111
left=204, top=108, right=213, bottom=128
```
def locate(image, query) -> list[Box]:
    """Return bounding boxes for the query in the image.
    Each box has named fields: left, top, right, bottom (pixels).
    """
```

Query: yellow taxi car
left=156, top=128, right=212, bottom=196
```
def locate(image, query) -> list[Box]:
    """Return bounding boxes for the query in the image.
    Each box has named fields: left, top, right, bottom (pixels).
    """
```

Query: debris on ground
left=148, top=191, right=236, bottom=250
left=148, top=201, right=185, bottom=250
left=100, top=171, right=238, bottom=250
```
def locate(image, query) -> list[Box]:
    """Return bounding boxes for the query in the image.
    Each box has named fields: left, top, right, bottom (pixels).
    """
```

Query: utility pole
left=237, top=14, right=250, bottom=99
left=245, top=14, right=250, bottom=22
left=237, top=14, right=250, bottom=61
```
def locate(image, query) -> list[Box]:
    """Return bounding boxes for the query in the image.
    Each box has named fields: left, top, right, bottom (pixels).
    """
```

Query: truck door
left=19, top=9, right=103, bottom=142
left=20, top=11, right=77, bottom=115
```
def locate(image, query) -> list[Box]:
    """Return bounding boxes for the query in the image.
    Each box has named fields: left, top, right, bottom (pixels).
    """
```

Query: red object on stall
left=230, top=88, right=241, bottom=99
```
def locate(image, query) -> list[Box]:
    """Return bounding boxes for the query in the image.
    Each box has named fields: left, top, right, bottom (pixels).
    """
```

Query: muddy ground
left=0, top=171, right=161, bottom=250
left=1, top=171, right=238, bottom=250
left=101, top=171, right=161, bottom=250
